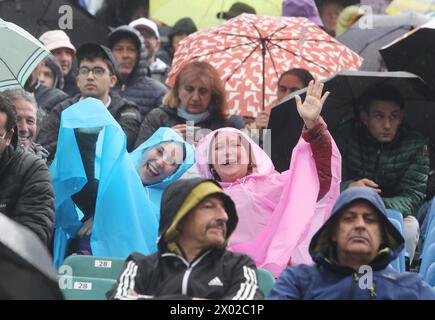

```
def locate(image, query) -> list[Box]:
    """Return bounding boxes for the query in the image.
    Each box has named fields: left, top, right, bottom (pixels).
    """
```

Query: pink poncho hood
left=196, top=127, right=341, bottom=277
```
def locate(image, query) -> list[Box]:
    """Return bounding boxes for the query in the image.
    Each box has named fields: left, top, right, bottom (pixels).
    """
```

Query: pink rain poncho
left=195, top=123, right=341, bottom=277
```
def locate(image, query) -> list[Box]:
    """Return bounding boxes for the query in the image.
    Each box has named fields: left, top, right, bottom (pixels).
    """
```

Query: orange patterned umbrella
left=167, top=13, right=362, bottom=117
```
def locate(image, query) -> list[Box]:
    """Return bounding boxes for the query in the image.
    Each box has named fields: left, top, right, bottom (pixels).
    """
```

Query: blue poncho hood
left=309, top=187, right=405, bottom=272
left=51, top=98, right=176, bottom=267
left=129, top=127, right=195, bottom=222
left=130, top=127, right=195, bottom=189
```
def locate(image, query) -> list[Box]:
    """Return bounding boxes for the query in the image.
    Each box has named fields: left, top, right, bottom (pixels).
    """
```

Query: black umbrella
left=268, top=70, right=435, bottom=172
left=380, top=19, right=435, bottom=88
left=0, top=0, right=111, bottom=46
left=0, top=212, right=63, bottom=299
left=337, top=12, right=428, bottom=71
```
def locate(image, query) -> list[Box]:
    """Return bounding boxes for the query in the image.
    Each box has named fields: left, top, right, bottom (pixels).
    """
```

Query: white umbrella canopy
left=167, top=14, right=362, bottom=117
left=0, top=18, right=49, bottom=90
left=380, top=18, right=435, bottom=88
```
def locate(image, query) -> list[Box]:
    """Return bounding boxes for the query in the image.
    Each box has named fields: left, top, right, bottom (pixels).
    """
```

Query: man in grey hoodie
left=106, top=25, right=168, bottom=118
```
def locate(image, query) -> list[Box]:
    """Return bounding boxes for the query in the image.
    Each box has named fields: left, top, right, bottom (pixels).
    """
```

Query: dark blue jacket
left=108, top=27, right=168, bottom=118
left=269, top=187, right=435, bottom=300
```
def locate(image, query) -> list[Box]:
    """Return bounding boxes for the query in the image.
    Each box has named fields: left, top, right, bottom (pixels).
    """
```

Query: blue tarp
left=51, top=98, right=194, bottom=268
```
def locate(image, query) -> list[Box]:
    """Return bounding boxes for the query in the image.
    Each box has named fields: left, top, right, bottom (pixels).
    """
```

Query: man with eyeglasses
left=37, top=44, right=142, bottom=252
left=23, top=55, right=69, bottom=114
left=332, top=84, right=429, bottom=269
left=269, top=187, right=435, bottom=300
left=0, top=94, right=54, bottom=248
left=37, top=43, right=142, bottom=159
left=39, top=30, right=80, bottom=97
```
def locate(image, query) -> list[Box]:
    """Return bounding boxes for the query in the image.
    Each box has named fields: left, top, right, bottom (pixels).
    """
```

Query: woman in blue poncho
left=52, top=98, right=194, bottom=267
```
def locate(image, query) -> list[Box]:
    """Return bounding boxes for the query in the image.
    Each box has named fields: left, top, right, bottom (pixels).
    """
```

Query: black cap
left=76, top=43, right=118, bottom=74
left=106, top=25, right=142, bottom=53
left=216, top=2, right=256, bottom=20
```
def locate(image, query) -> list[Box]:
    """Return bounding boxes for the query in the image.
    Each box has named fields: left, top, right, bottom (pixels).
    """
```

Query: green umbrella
left=150, top=0, right=282, bottom=30
left=269, top=70, right=435, bottom=172
left=0, top=18, right=49, bottom=90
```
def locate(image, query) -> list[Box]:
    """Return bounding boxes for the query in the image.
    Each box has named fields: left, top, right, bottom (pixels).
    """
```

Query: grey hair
left=1, top=88, right=37, bottom=111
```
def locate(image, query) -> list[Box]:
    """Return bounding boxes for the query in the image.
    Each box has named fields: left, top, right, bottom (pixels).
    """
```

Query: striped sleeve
left=301, top=118, right=333, bottom=201
left=224, top=256, right=264, bottom=300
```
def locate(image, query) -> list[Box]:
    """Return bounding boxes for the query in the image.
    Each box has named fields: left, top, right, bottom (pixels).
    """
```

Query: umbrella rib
left=249, top=21, right=287, bottom=43
left=216, top=23, right=293, bottom=109
left=217, top=22, right=285, bottom=41
left=251, top=22, right=266, bottom=41
left=218, top=23, right=284, bottom=44
left=270, top=41, right=335, bottom=73
left=17, top=48, right=47, bottom=83
left=250, top=23, right=270, bottom=111
left=37, top=0, right=54, bottom=25
left=189, top=40, right=259, bottom=59
left=260, top=27, right=292, bottom=81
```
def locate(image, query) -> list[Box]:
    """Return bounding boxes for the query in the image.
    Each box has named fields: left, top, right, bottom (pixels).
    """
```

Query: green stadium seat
left=257, top=268, right=275, bottom=298
left=60, top=276, right=116, bottom=300
left=424, top=262, right=435, bottom=287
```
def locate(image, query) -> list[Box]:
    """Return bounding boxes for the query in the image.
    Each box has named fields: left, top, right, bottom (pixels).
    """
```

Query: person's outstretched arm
left=221, top=254, right=264, bottom=300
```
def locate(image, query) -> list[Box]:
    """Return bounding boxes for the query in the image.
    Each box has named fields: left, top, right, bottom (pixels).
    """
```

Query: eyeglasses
left=78, top=66, right=107, bottom=77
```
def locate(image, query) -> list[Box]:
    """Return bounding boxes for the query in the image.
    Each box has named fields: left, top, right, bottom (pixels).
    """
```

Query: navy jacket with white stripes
left=107, top=249, right=263, bottom=300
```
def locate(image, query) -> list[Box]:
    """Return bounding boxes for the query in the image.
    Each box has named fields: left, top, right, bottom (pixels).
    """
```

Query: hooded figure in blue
left=51, top=98, right=194, bottom=268
left=269, top=187, right=435, bottom=300
left=129, top=127, right=195, bottom=221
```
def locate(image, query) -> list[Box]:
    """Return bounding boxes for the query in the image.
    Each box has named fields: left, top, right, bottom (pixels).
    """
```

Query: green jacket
left=333, top=120, right=429, bottom=217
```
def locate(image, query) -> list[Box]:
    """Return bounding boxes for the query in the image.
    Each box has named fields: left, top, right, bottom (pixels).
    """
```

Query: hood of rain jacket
left=50, top=98, right=159, bottom=267
left=157, top=177, right=238, bottom=253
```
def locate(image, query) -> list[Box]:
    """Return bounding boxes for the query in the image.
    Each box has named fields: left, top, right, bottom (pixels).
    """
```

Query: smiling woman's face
left=332, top=200, right=383, bottom=266
left=178, top=78, right=212, bottom=114
left=138, top=142, right=184, bottom=185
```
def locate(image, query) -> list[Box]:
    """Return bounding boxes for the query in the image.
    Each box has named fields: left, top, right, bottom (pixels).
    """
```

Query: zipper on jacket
left=182, top=266, right=193, bottom=295
left=369, top=281, right=377, bottom=299
left=121, top=84, right=126, bottom=94
left=348, top=273, right=358, bottom=300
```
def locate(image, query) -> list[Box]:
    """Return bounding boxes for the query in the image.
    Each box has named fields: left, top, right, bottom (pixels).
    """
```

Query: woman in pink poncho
left=195, top=81, right=341, bottom=277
